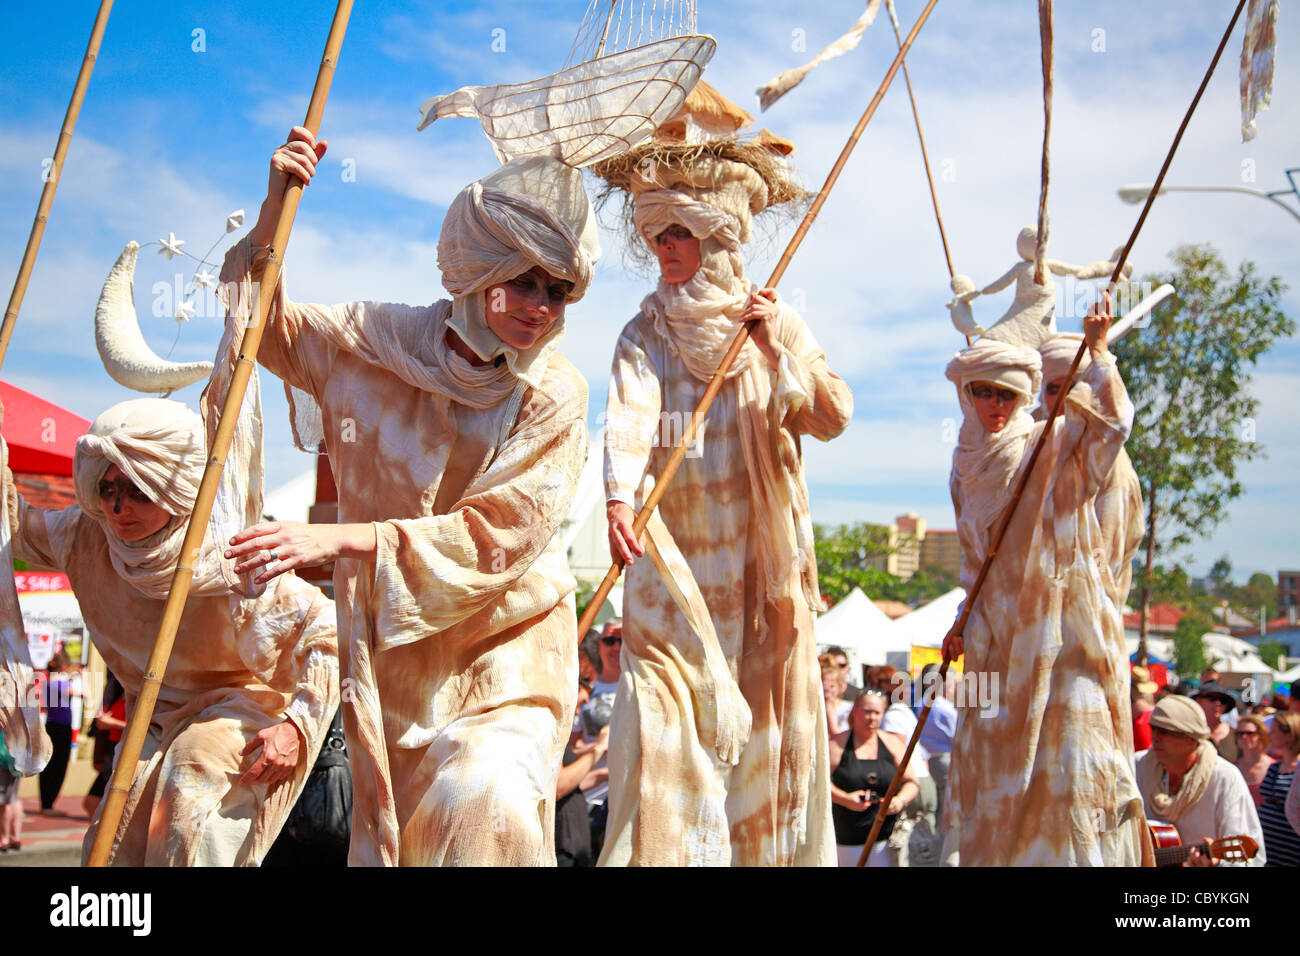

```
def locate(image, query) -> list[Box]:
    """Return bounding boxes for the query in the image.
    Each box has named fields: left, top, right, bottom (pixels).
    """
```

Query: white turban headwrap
left=73, top=399, right=253, bottom=600
left=437, top=155, right=600, bottom=388
left=944, top=340, right=1042, bottom=562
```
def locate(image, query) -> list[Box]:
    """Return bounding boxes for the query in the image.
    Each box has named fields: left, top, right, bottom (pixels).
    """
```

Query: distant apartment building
left=1279, top=570, right=1300, bottom=614
left=865, top=513, right=962, bottom=581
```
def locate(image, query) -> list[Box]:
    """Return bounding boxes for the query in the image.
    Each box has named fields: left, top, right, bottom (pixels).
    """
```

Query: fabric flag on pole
left=1240, top=0, right=1280, bottom=141
left=755, top=0, right=883, bottom=111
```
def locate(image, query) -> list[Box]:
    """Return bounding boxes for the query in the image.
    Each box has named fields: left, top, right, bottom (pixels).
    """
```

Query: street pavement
left=0, top=796, right=91, bottom=867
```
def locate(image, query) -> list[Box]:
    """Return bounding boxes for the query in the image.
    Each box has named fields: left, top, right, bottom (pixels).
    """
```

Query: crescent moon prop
left=95, top=241, right=213, bottom=393
left=1108, top=283, right=1175, bottom=345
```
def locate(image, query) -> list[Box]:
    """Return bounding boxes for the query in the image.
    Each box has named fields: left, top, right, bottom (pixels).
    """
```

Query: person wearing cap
left=1195, top=681, right=1241, bottom=762
left=599, top=117, right=853, bottom=866
left=220, top=127, right=600, bottom=865
left=940, top=296, right=1151, bottom=866
left=1136, top=696, right=1264, bottom=865
left=1036, top=333, right=1144, bottom=608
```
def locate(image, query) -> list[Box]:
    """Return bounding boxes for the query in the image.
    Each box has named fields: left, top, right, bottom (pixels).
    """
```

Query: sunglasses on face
left=1234, top=729, right=1258, bottom=737
left=600, top=636, right=622, bottom=646
left=970, top=385, right=1018, bottom=404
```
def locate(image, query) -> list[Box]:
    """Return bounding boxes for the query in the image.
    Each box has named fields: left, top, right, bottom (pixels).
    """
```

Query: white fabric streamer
left=756, top=0, right=883, bottom=111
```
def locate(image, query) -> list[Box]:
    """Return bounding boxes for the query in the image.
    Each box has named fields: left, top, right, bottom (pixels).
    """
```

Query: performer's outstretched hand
left=739, top=287, right=782, bottom=367
left=226, top=520, right=377, bottom=585
left=238, top=719, right=303, bottom=786
left=941, top=624, right=964, bottom=661
left=249, top=126, right=329, bottom=247
left=1083, top=290, right=1113, bottom=359
left=606, top=501, right=645, bottom=567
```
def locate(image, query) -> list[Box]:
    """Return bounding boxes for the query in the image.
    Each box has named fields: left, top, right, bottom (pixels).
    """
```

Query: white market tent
left=891, top=587, right=966, bottom=649
left=263, top=468, right=316, bottom=524
left=815, top=587, right=903, bottom=667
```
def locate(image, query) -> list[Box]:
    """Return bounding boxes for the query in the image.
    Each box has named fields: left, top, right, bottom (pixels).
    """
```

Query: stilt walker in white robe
left=221, top=129, right=598, bottom=865
left=1, top=398, right=338, bottom=866
left=595, top=86, right=852, bottom=866
left=940, top=299, right=1152, bottom=866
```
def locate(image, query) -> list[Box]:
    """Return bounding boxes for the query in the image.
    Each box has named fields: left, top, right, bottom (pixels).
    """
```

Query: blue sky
left=1, top=0, right=1297, bottom=582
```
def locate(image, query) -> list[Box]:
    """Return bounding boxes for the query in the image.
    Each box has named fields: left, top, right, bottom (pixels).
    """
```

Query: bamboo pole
left=86, top=0, right=354, bottom=868
left=882, top=0, right=968, bottom=347
left=0, top=0, right=114, bottom=371
left=575, top=0, right=940, bottom=640
left=856, top=0, right=1249, bottom=865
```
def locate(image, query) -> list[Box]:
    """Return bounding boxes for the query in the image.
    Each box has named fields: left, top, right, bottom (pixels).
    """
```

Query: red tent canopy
left=0, top=380, right=91, bottom=477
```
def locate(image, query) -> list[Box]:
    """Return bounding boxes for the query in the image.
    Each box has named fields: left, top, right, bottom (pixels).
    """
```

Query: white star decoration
left=174, top=300, right=197, bottom=323
left=225, top=210, right=245, bottom=233
left=191, top=269, right=216, bottom=290
left=158, top=233, right=185, bottom=260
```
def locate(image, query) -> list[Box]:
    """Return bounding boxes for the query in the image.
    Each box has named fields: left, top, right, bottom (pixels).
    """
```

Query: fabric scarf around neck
left=1139, top=742, right=1218, bottom=823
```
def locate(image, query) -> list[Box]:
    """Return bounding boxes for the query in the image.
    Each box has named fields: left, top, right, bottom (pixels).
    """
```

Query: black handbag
left=282, top=709, right=352, bottom=852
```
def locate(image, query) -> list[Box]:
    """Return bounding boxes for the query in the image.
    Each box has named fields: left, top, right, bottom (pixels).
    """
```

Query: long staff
left=857, top=0, right=1249, bottom=865
left=86, top=0, right=354, bottom=868
left=0, top=0, right=114, bottom=370
left=575, top=0, right=940, bottom=639
left=882, top=0, right=968, bottom=348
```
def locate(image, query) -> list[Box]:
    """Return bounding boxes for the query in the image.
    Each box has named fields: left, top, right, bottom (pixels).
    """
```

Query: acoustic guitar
left=1147, top=820, right=1259, bottom=866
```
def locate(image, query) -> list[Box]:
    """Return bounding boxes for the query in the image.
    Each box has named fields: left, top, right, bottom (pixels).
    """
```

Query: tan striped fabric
left=5, top=474, right=338, bottom=866
left=943, top=352, right=1151, bottom=866
left=601, top=298, right=851, bottom=866
left=220, top=237, right=586, bottom=866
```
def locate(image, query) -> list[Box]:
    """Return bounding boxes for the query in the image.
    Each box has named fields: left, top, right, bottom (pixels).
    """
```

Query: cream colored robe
left=1095, top=448, right=1144, bottom=609
left=5, top=491, right=337, bottom=867
left=602, top=304, right=851, bottom=866
left=946, top=355, right=1151, bottom=866
left=221, top=239, right=584, bottom=866
left=1034, top=405, right=1144, bottom=609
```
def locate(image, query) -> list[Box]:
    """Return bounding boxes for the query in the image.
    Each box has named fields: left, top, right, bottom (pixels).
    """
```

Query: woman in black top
left=828, top=688, right=919, bottom=867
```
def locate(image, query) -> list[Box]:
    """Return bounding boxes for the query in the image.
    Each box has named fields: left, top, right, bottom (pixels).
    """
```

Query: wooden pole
left=86, top=0, right=354, bottom=868
left=575, top=0, right=941, bottom=639
left=882, top=0, right=969, bottom=346
left=857, top=0, right=1249, bottom=865
left=0, top=0, right=114, bottom=371
left=884, top=0, right=953, bottom=279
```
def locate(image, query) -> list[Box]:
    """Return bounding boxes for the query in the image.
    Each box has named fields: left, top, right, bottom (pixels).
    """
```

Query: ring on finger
left=268, top=550, right=279, bottom=563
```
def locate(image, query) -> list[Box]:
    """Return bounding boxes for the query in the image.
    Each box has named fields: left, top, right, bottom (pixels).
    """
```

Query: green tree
left=1237, top=571, right=1278, bottom=622
left=1207, top=555, right=1234, bottom=600
left=1257, top=638, right=1288, bottom=671
left=1114, top=245, right=1294, bottom=663
left=813, top=521, right=896, bottom=605
left=1171, top=608, right=1218, bottom=679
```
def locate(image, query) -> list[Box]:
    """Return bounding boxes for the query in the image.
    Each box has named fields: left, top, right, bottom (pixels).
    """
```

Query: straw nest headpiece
left=592, top=80, right=806, bottom=256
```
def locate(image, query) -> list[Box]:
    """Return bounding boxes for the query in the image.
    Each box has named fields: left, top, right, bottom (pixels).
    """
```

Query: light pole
left=1117, top=167, right=1300, bottom=225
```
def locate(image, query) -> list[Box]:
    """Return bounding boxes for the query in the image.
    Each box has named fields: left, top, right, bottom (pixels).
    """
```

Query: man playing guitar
left=1135, top=696, right=1264, bottom=866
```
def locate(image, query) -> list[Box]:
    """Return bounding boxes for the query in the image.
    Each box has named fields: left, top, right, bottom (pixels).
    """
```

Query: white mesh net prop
left=418, top=1, right=715, bottom=169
